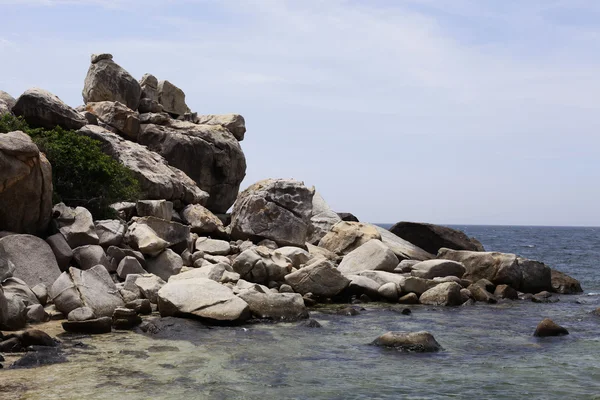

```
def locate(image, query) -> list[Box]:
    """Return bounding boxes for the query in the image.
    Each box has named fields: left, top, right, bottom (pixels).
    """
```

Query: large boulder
left=237, top=287, right=308, bottom=321
left=145, top=249, right=183, bottom=281
left=130, top=216, right=190, bottom=249
left=410, top=259, right=466, bottom=280
left=0, top=234, right=61, bottom=287
left=374, top=226, right=434, bottom=261
left=52, top=203, right=99, bottom=248
left=12, top=88, right=86, bottom=130
left=139, top=73, right=158, bottom=102
left=318, top=221, right=380, bottom=255
left=0, top=90, right=16, bottom=109
left=232, top=246, right=293, bottom=284
left=550, top=269, right=582, bottom=294
left=195, top=114, right=246, bottom=141
left=284, top=258, right=350, bottom=298
left=46, top=233, right=73, bottom=272
left=389, top=221, right=484, bottom=254
left=307, top=191, right=342, bottom=244
left=94, top=219, right=125, bottom=247
left=419, top=281, right=463, bottom=306
left=72, top=245, right=111, bottom=271
left=136, top=199, right=173, bottom=221
left=337, top=239, right=398, bottom=275
left=437, top=248, right=552, bottom=293
left=82, top=54, right=141, bottom=111
left=138, top=121, right=245, bottom=213
left=78, top=125, right=208, bottom=204
left=0, top=130, right=52, bottom=235
left=85, top=101, right=140, bottom=141
left=49, top=265, right=125, bottom=317
left=0, top=99, right=11, bottom=116
left=157, top=277, right=250, bottom=323
left=229, top=179, right=314, bottom=246
left=157, top=80, right=188, bottom=116
left=0, top=286, right=27, bottom=330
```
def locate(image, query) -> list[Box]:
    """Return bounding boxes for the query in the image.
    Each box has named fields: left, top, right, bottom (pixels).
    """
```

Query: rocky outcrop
left=195, top=114, right=246, bottom=141
left=389, top=221, right=484, bottom=254
left=82, top=53, right=141, bottom=111
left=157, top=80, right=188, bottom=116
left=12, top=88, right=86, bottom=130
left=371, top=331, right=442, bottom=352
left=85, top=101, right=140, bottom=141
left=337, top=239, right=398, bottom=275
left=0, top=130, right=52, bottom=235
left=78, top=125, right=208, bottom=204
left=284, top=258, right=349, bottom=298
left=0, top=234, right=61, bottom=288
left=157, top=278, right=250, bottom=323
left=318, top=221, right=380, bottom=255
left=437, top=248, right=552, bottom=294
left=138, top=121, right=246, bottom=213
left=307, top=191, right=342, bottom=244
left=49, top=265, right=125, bottom=318
left=229, top=179, right=314, bottom=246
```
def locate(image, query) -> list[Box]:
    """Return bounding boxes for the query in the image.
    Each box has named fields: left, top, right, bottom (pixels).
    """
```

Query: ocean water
left=1, top=225, right=599, bottom=399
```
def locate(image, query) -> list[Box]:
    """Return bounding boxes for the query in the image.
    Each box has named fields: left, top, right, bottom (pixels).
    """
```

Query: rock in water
left=12, top=88, right=86, bottom=130
left=550, top=269, right=583, bottom=294
left=371, top=331, right=442, bottom=352
left=533, top=318, right=569, bottom=337
left=78, top=125, right=208, bottom=204
left=419, top=282, right=463, bottom=306
left=229, top=179, right=314, bottom=246
left=82, top=54, right=141, bottom=111
left=138, top=121, right=246, bottom=213
left=237, top=288, right=308, bottom=321
left=62, top=317, right=112, bottom=334
left=389, top=221, right=484, bottom=254
left=157, top=278, right=250, bottom=323
left=0, top=130, right=52, bottom=235
left=0, top=234, right=61, bottom=288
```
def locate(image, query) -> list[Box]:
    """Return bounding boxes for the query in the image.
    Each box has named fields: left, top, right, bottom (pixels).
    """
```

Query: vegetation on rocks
left=0, top=114, right=139, bottom=218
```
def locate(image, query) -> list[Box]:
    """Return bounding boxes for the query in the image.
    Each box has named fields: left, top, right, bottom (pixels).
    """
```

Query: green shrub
left=0, top=114, right=140, bottom=219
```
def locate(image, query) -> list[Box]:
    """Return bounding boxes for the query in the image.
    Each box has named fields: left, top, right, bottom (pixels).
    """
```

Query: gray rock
left=49, top=265, right=124, bottom=318
left=305, top=243, right=339, bottom=262
left=337, top=239, right=398, bottom=275
left=229, top=179, right=313, bottom=246
left=91, top=53, right=113, bottom=64
left=85, top=101, right=140, bottom=141
left=307, top=191, right=342, bottom=244
left=398, top=292, right=419, bottom=304
left=0, top=234, right=61, bottom=287
left=318, top=221, right=381, bottom=255
left=106, top=246, right=146, bottom=271
left=181, top=204, right=225, bottom=235
left=238, top=288, right=308, bottom=321
left=82, top=55, right=141, bottom=110
left=284, top=258, right=349, bottom=298
left=437, top=248, right=552, bottom=294
left=0, top=99, right=11, bottom=116
left=125, top=298, right=152, bottom=315
left=72, top=245, right=111, bottom=271
left=157, top=80, right=188, bottom=116
left=130, top=216, right=190, bottom=249
left=124, top=222, right=169, bottom=256
left=378, top=282, right=399, bottom=302
left=139, top=73, right=158, bottom=102
left=67, top=306, right=95, bottom=322
left=371, top=331, right=441, bottom=352
left=0, top=90, right=16, bottom=109
left=419, top=282, right=463, bottom=306
left=139, top=112, right=170, bottom=125
left=26, top=304, right=48, bottom=323
left=195, top=114, right=246, bottom=141
left=133, top=274, right=166, bottom=303
left=395, top=259, right=421, bottom=273
left=375, top=226, right=434, bottom=261
left=157, top=277, right=250, bottom=322
left=0, top=289, right=27, bottom=330
left=493, top=284, right=519, bottom=300
left=112, top=306, right=142, bottom=329
left=410, top=259, right=466, bottom=279
left=52, top=203, right=99, bottom=248
left=232, top=246, right=292, bottom=284
left=145, top=249, right=183, bottom=282
left=171, top=263, right=239, bottom=284
left=359, top=270, right=407, bottom=287
left=12, top=88, right=86, bottom=130
left=550, top=269, right=583, bottom=294
left=62, top=317, right=112, bottom=334
left=31, top=284, right=48, bottom=306
left=0, top=130, right=53, bottom=235
left=109, top=201, right=136, bottom=220
left=136, top=200, right=173, bottom=221
left=45, top=233, right=73, bottom=272
left=195, top=237, right=230, bottom=256
left=346, top=275, right=381, bottom=298
left=533, top=318, right=569, bottom=337
left=467, top=283, right=497, bottom=303
left=389, top=221, right=484, bottom=255
left=117, top=256, right=147, bottom=279
left=3, top=277, right=39, bottom=307
left=138, top=121, right=245, bottom=213
left=138, top=98, right=163, bottom=114
left=78, top=125, right=208, bottom=204
left=95, top=219, right=125, bottom=247
left=275, top=247, right=311, bottom=269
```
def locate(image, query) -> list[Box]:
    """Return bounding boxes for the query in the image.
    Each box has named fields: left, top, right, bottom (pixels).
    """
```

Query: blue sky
left=1, top=0, right=599, bottom=226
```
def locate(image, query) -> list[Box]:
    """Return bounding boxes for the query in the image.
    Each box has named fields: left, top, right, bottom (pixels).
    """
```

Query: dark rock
left=62, top=317, right=113, bottom=334
left=18, top=329, right=57, bottom=347
left=72, top=244, right=111, bottom=271
left=389, top=221, right=484, bottom=254
left=46, top=233, right=73, bottom=272
left=494, top=284, right=519, bottom=300
left=10, top=347, right=66, bottom=369
left=398, top=292, right=419, bottom=304
left=371, top=331, right=442, bottom=352
left=532, top=291, right=559, bottom=303
left=533, top=318, right=569, bottom=337
left=112, top=307, right=142, bottom=329
left=401, top=308, right=412, bottom=315
left=82, top=55, right=141, bottom=110
left=125, top=299, right=152, bottom=315
left=0, top=337, right=23, bottom=352
left=12, top=88, right=86, bottom=130
left=550, top=269, right=583, bottom=294
left=298, top=318, right=322, bottom=328
left=337, top=212, right=359, bottom=222
left=468, top=284, right=497, bottom=304
left=67, top=307, right=95, bottom=322
left=336, top=307, right=360, bottom=316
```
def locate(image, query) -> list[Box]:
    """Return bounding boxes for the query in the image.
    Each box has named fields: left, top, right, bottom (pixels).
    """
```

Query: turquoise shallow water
left=2, top=226, right=600, bottom=399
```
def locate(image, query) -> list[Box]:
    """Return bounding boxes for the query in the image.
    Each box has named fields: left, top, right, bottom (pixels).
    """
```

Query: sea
left=1, top=225, right=599, bottom=399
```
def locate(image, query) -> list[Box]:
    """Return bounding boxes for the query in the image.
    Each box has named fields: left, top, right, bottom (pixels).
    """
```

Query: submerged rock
left=533, top=318, right=569, bottom=337
left=371, top=331, right=442, bottom=352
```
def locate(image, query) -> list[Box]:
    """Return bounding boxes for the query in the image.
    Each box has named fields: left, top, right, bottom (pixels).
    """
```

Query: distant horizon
left=2, top=0, right=599, bottom=226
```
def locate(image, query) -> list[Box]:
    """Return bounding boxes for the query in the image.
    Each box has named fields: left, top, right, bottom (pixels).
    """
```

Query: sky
left=1, top=0, right=599, bottom=226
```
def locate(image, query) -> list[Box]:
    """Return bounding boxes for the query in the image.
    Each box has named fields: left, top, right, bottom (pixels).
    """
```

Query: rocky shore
left=0, top=54, right=585, bottom=367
